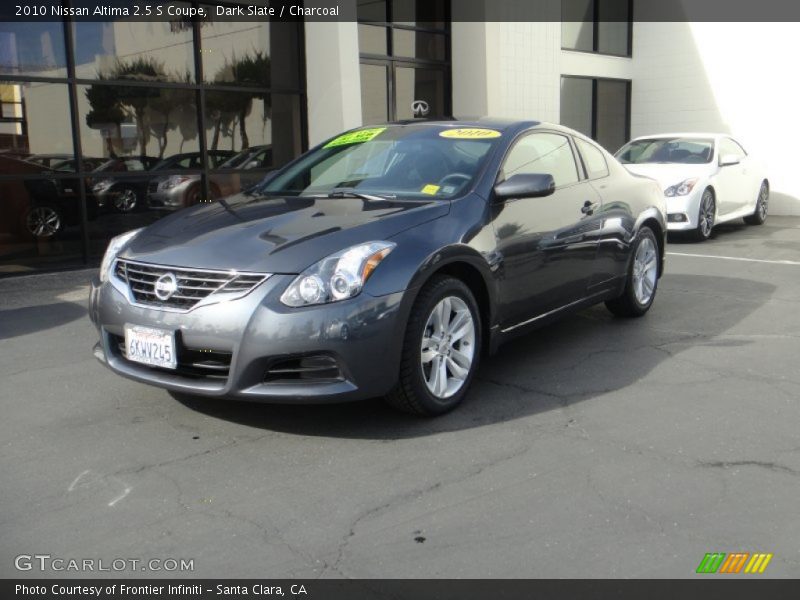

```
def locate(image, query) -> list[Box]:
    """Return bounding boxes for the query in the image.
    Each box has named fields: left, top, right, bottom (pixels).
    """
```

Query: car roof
left=376, top=117, right=544, bottom=133
left=628, top=133, right=730, bottom=142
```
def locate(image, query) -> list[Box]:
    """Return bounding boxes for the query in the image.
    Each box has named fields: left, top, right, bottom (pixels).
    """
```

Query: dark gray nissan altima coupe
left=89, top=120, right=667, bottom=416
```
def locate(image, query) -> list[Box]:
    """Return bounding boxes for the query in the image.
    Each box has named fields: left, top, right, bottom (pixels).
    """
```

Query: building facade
left=1, top=0, right=798, bottom=275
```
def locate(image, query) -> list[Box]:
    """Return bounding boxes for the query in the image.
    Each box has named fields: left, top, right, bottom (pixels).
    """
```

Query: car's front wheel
left=691, top=188, right=715, bottom=241
left=606, top=226, right=659, bottom=318
left=385, top=276, right=481, bottom=416
left=113, top=186, right=140, bottom=213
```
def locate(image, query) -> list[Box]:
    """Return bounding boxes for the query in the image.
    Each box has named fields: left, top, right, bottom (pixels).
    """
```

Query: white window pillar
left=304, top=0, right=362, bottom=147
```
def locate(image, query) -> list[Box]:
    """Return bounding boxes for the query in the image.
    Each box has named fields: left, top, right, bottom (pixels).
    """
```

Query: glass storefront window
left=392, top=30, right=447, bottom=61
left=0, top=83, right=81, bottom=273
left=203, top=89, right=270, bottom=153
left=596, top=79, right=629, bottom=152
left=0, top=23, right=67, bottom=78
left=390, top=0, right=448, bottom=29
left=72, top=19, right=195, bottom=82
left=394, top=67, right=446, bottom=120
left=560, top=76, right=630, bottom=153
left=358, top=1, right=451, bottom=123
left=200, top=16, right=302, bottom=91
left=0, top=11, right=306, bottom=276
left=77, top=83, right=200, bottom=161
left=562, top=0, right=632, bottom=57
left=358, top=24, right=388, bottom=56
left=208, top=93, right=303, bottom=198
left=357, top=0, right=388, bottom=22
left=560, top=77, right=593, bottom=139
left=360, top=64, right=389, bottom=125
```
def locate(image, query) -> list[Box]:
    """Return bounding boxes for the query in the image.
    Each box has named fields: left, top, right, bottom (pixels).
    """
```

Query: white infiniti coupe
left=615, top=134, right=769, bottom=241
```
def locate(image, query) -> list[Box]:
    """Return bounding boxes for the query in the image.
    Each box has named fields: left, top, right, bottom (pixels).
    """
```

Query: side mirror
left=494, top=173, right=555, bottom=201
left=719, top=154, right=741, bottom=167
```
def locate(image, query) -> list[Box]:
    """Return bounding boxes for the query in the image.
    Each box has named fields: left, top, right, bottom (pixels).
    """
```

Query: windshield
left=259, top=125, right=501, bottom=199
left=616, top=138, right=714, bottom=165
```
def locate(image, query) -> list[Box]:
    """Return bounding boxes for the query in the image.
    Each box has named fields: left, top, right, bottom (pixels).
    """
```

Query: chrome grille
left=114, top=259, right=269, bottom=311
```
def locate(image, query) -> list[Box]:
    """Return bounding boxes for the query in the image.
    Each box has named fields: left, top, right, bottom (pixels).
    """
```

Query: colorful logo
left=696, top=552, right=773, bottom=574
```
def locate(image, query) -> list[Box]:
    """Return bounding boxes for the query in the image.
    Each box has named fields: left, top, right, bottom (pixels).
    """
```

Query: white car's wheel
left=692, top=188, right=715, bottom=241
left=744, top=181, right=768, bottom=226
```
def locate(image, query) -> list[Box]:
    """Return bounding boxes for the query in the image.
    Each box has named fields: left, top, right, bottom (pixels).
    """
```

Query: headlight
left=99, top=228, right=142, bottom=282
left=162, top=175, right=191, bottom=190
left=280, top=241, right=396, bottom=307
left=664, top=178, right=698, bottom=197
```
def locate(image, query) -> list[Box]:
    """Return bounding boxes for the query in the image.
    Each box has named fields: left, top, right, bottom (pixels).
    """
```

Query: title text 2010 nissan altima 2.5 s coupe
left=89, top=120, right=667, bottom=416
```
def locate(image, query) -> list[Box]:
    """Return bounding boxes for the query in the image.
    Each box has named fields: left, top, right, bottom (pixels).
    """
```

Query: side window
left=124, top=159, right=146, bottom=171
left=502, top=133, right=579, bottom=188
left=720, top=138, right=747, bottom=159
left=575, top=137, right=609, bottom=180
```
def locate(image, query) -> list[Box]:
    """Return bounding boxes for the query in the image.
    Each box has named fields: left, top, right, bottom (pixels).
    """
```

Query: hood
left=621, top=163, right=713, bottom=191
left=122, top=192, right=449, bottom=273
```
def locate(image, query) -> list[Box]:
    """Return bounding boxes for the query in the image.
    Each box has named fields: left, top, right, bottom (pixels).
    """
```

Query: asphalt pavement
left=1, top=217, right=799, bottom=579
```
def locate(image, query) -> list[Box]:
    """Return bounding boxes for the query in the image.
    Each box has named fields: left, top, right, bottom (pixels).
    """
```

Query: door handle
left=581, top=200, right=599, bottom=215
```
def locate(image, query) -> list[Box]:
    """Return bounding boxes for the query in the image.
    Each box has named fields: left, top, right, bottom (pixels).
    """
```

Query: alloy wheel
left=26, top=206, right=61, bottom=238
left=420, top=296, right=476, bottom=399
left=699, top=192, right=715, bottom=238
left=632, top=237, right=658, bottom=305
left=114, top=189, right=137, bottom=212
left=758, top=184, right=769, bottom=220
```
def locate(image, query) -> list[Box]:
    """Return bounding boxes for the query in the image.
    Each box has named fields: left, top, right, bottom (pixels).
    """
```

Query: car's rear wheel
left=605, top=226, right=659, bottom=318
left=744, top=181, right=769, bottom=225
left=24, top=204, right=63, bottom=238
left=691, top=188, right=715, bottom=241
left=385, top=276, right=481, bottom=416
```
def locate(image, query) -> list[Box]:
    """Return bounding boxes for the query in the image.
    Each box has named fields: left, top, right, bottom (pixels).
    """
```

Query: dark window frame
left=560, top=74, right=631, bottom=152
left=561, top=0, right=634, bottom=58
left=357, top=0, right=452, bottom=122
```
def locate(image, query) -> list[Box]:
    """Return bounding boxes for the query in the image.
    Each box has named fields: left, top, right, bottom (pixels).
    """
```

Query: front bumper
left=146, top=189, right=185, bottom=211
left=665, top=191, right=702, bottom=231
left=89, top=274, right=408, bottom=403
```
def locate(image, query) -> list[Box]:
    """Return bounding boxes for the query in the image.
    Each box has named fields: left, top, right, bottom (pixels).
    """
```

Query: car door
left=715, top=137, right=750, bottom=215
left=491, top=131, right=602, bottom=329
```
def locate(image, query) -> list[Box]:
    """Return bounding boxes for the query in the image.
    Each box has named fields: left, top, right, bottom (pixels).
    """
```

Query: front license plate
left=124, top=325, right=177, bottom=370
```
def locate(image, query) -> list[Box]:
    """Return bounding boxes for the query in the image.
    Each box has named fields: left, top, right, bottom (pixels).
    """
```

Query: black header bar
left=4, top=0, right=800, bottom=22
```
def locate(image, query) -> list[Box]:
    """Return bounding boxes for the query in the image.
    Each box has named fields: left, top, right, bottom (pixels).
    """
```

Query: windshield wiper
left=326, top=188, right=389, bottom=201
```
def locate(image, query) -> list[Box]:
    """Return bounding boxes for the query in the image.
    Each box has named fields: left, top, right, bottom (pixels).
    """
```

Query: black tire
left=184, top=184, right=200, bottom=207
left=113, top=186, right=140, bottom=213
left=23, top=203, right=64, bottom=239
left=605, top=226, right=660, bottom=318
left=385, top=275, right=482, bottom=416
left=743, top=181, right=769, bottom=225
left=185, top=184, right=220, bottom=207
left=691, top=188, right=716, bottom=241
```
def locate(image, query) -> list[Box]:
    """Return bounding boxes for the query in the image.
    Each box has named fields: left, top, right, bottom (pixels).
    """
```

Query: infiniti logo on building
left=154, top=273, right=179, bottom=301
left=412, top=100, right=430, bottom=117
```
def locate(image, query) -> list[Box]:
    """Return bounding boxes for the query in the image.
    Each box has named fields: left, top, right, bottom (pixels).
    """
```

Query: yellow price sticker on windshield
left=324, top=127, right=386, bottom=148
left=439, top=128, right=502, bottom=140
left=421, top=184, right=440, bottom=195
